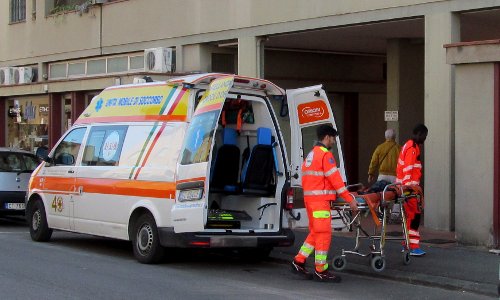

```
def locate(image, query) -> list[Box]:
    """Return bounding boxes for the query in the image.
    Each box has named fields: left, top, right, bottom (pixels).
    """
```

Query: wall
left=454, top=63, right=494, bottom=246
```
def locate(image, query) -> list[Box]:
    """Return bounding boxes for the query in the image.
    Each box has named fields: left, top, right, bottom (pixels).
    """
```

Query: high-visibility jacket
left=396, top=139, right=422, bottom=185
left=302, top=143, right=351, bottom=202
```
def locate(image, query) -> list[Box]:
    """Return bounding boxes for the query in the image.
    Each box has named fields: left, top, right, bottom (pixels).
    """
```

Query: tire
left=402, top=251, right=411, bottom=265
left=132, top=213, right=164, bottom=264
left=371, top=256, right=386, bottom=272
left=332, top=255, right=347, bottom=271
left=28, top=199, right=53, bottom=242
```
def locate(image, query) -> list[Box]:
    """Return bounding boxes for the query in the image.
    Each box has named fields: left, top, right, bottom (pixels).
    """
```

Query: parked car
left=0, top=148, right=41, bottom=216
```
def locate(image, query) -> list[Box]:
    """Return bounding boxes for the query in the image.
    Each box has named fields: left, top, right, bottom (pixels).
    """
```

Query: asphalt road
left=0, top=217, right=492, bottom=300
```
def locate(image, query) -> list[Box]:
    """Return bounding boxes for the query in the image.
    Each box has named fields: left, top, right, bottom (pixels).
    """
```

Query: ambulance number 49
left=51, top=196, right=64, bottom=213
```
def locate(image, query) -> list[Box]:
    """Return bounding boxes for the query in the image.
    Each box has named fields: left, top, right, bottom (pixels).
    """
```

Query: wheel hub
left=137, top=224, right=153, bottom=252
left=32, top=210, right=41, bottom=231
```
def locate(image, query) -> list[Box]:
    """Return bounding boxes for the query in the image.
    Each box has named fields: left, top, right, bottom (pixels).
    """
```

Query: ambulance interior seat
left=240, top=127, right=275, bottom=196
left=82, top=145, right=97, bottom=166
left=210, top=127, right=240, bottom=194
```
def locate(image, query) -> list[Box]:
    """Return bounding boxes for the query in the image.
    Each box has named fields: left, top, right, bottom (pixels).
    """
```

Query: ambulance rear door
left=171, top=75, right=234, bottom=233
left=286, top=85, right=347, bottom=188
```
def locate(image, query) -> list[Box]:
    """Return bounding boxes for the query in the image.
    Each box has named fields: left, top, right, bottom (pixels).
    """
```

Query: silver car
left=0, top=148, right=40, bottom=216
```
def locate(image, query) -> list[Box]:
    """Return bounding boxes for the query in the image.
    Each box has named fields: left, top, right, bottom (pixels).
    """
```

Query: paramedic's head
left=412, top=124, right=428, bottom=145
left=385, top=128, right=396, bottom=141
left=317, top=124, right=338, bottom=149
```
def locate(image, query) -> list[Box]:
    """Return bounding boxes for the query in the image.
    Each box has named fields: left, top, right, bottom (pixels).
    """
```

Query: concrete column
left=424, top=12, right=460, bottom=230
left=0, top=98, right=5, bottom=147
left=174, top=45, right=184, bottom=73
left=238, top=36, right=265, bottom=78
left=387, top=39, right=425, bottom=143
left=181, top=44, right=211, bottom=73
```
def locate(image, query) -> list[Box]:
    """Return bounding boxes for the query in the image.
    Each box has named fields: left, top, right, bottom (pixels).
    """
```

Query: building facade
left=1, top=0, right=499, bottom=247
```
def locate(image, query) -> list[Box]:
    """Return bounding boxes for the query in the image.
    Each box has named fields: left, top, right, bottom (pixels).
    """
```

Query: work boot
left=291, top=260, right=313, bottom=279
left=314, top=270, right=342, bottom=283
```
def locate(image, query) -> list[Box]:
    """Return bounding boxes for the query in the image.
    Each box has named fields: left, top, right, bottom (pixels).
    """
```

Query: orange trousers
left=404, top=197, right=421, bottom=250
left=294, top=200, right=332, bottom=272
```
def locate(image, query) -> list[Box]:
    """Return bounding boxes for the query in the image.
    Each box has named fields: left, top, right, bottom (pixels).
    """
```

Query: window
left=181, top=111, right=218, bottom=165
left=107, top=57, right=128, bottom=73
left=130, top=55, right=144, bottom=70
left=10, top=0, right=26, bottom=23
left=49, top=63, right=67, bottom=79
left=68, top=62, right=85, bottom=76
left=87, top=59, right=106, bottom=75
left=82, top=126, right=127, bottom=166
left=52, top=127, right=86, bottom=166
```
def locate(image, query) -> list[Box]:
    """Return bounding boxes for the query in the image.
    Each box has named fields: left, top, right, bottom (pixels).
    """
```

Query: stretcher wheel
left=370, top=256, right=386, bottom=272
left=332, top=256, right=347, bottom=271
left=402, top=251, right=411, bottom=265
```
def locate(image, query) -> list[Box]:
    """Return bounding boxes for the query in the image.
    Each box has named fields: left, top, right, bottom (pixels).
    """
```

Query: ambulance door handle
left=68, top=170, right=74, bottom=174
left=292, top=173, right=299, bottom=179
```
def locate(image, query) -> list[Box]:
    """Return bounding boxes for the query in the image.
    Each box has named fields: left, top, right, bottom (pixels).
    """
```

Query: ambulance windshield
left=180, top=110, right=218, bottom=165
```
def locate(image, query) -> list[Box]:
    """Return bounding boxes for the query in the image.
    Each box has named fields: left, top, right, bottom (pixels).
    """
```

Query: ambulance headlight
left=178, top=189, right=203, bottom=202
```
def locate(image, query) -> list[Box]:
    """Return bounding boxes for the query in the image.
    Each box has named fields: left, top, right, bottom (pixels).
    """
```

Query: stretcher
left=330, top=183, right=423, bottom=272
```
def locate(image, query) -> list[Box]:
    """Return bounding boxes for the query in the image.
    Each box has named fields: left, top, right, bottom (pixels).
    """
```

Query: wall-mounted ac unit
left=14, top=67, right=35, bottom=84
left=144, top=47, right=173, bottom=73
left=0, top=67, right=15, bottom=85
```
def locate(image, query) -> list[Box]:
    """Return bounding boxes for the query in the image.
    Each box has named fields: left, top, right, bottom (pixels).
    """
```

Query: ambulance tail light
left=286, top=187, right=294, bottom=210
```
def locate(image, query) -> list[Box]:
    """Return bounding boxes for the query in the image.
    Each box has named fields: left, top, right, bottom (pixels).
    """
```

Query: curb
left=269, top=249, right=497, bottom=297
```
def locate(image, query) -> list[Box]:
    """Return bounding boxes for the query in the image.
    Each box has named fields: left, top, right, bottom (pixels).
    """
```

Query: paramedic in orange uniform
left=396, top=124, right=428, bottom=256
left=291, top=125, right=358, bottom=282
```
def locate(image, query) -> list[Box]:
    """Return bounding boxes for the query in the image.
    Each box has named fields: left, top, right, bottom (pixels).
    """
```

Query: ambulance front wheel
left=28, top=198, right=53, bottom=242
left=132, top=213, right=165, bottom=264
left=332, top=255, right=347, bottom=271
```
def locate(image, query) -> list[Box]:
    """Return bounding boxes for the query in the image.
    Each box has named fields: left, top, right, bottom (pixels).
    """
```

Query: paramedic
left=291, top=125, right=358, bottom=282
left=396, top=124, right=428, bottom=256
left=367, top=129, right=401, bottom=184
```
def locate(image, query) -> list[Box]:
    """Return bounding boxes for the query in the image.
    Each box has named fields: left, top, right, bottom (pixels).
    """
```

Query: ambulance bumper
left=158, top=228, right=295, bottom=248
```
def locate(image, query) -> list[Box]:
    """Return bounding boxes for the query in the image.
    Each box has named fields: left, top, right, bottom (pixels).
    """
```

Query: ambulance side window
left=82, top=126, right=128, bottom=166
left=52, top=127, right=87, bottom=166
left=301, top=125, right=341, bottom=168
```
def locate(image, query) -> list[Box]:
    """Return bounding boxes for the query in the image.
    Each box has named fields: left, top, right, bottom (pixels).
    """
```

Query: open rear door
left=171, top=75, right=234, bottom=233
left=286, top=85, right=347, bottom=189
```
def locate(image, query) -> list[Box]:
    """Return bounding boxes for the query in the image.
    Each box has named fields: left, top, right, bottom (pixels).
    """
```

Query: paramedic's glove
left=348, top=199, right=359, bottom=215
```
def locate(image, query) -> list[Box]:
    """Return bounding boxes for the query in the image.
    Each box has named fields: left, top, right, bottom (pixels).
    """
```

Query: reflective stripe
left=408, top=181, right=419, bottom=185
left=409, top=238, right=420, bottom=244
left=324, top=166, right=338, bottom=177
left=398, top=159, right=405, bottom=165
left=312, top=210, right=331, bottom=219
left=336, top=186, right=347, bottom=194
left=319, top=147, right=329, bottom=152
left=302, top=171, right=324, bottom=176
left=408, top=230, right=419, bottom=236
left=403, top=165, right=414, bottom=172
left=414, top=163, right=422, bottom=168
left=315, top=251, right=328, bottom=264
left=304, top=190, right=337, bottom=196
left=299, top=242, right=314, bottom=256
left=403, top=175, right=411, bottom=181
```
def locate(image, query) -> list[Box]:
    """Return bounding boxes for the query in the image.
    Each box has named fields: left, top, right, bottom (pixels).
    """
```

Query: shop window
left=10, top=0, right=26, bottom=23
left=82, top=126, right=128, bottom=167
left=52, top=127, right=86, bottom=166
left=107, top=57, right=128, bottom=73
left=7, top=98, right=50, bottom=154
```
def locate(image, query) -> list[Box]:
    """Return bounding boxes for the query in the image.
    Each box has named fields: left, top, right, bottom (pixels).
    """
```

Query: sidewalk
left=271, top=225, right=499, bottom=297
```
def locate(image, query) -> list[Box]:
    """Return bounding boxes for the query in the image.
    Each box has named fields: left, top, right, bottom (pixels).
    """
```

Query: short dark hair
left=317, top=124, right=338, bottom=140
left=413, top=124, right=428, bottom=135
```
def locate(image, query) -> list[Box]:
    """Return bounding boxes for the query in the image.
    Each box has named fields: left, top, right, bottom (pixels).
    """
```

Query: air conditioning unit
left=144, top=47, right=173, bottom=73
left=14, top=67, right=35, bottom=84
left=0, top=67, right=15, bottom=85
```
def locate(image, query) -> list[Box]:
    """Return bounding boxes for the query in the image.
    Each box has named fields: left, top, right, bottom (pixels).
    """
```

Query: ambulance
left=26, top=73, right=346, bottom=263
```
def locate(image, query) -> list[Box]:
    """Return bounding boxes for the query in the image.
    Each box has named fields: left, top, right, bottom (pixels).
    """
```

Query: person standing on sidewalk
left=397, top=124, right=428, bottom=256
left=367, top=128, right=401, bottom=184
left=291, top=125, right=358, bottom=282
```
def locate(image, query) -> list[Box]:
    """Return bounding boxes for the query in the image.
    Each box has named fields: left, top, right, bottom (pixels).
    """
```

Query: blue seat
left=241, top=127, right=276, bottom=196
left=210, top=128, right=240, bottom=193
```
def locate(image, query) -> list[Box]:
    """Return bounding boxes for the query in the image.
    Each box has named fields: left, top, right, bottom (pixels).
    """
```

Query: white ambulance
left=26, top=73, right=346, bottom=263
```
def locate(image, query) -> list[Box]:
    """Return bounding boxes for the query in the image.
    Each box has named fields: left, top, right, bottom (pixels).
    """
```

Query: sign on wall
left=384, top=110, right=398, bottom=121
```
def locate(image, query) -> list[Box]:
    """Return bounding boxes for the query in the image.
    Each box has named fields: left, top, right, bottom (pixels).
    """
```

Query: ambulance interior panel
left=205, top=96, right=284, bottom=231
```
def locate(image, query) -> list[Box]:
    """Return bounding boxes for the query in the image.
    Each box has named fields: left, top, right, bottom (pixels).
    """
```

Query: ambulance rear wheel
left=371, top=256, right=386, bottom=272
left=28, top=199, right=53, bottom=242
left=132, top=213, right=164, bottom=264
left=332, top=256, right=347, bottom=271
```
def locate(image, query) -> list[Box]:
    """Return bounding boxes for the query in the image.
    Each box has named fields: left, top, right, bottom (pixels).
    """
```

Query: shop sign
left=39, top=105, right=49, bottom=115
